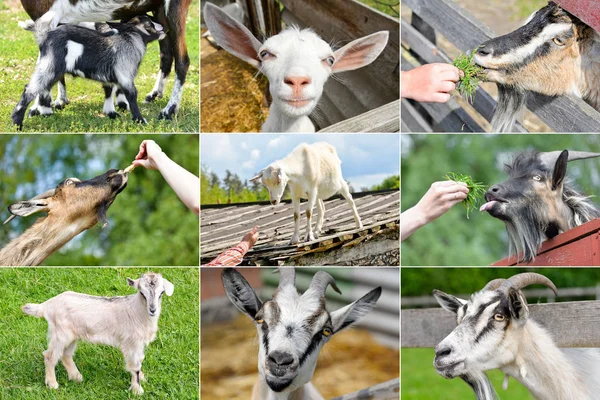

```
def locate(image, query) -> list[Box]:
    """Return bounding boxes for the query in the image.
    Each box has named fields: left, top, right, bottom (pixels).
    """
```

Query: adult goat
left=433, top=272, right=600, bottom=400
left=472, top=2, right=600, bottom=132
left=19, top=0, right=191, bottom=120
left=221, top=267, right=381, bottom=400
left=479, top=149, right=600, bottom=262
left=0, top=169, right=128, bottom=266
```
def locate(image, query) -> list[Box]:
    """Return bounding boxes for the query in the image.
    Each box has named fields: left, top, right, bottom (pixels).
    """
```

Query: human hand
left=242, top=226, right=259, bottom=249
left=401, top=63, right=462, bottom=103
left=412, top=181, right=469, bottom=224
left=132, top=140, right=165, bottom=170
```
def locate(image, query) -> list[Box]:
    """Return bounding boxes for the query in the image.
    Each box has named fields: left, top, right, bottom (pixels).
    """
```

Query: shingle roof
left=201, top=190, right=399, bottom=265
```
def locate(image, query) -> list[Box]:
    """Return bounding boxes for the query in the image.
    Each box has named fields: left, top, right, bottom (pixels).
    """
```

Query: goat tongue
left=479, top=200, right=497, bottom=212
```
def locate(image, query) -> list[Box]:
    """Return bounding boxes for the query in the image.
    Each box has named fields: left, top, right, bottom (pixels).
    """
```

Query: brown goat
left=0, top=169, right=128, bottom=266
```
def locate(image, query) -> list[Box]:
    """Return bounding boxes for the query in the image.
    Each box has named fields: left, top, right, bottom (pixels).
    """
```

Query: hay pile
left=201, top=315, right=399, bottom=399
left=200, top=34, right=269, bottom=132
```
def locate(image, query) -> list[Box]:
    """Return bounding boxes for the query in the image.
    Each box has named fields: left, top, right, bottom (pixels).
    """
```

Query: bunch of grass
left=452, top=49, right=485, bottom=103
left=445, top=172, right=487, bottom=219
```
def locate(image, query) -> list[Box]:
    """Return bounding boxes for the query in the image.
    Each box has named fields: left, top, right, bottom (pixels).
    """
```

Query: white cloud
left=242, top=148, right=261, bottom=170
left=267, top=136, right=286, bottom=149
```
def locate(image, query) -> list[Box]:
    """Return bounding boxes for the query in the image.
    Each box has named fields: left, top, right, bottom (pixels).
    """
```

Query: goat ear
left=507, top=288, right=529, bottom=322
left=7, top=200, right=50, bottom=218
left=331, top=31, right=389, bottom=73
left=249, top=169, right=264, bottom=182
left=162, top=278, right=174, bottom=296
left=331, top=287, right=381, bottom=333
left=203, top=3, right=262, bottom=68
left=127, top=278, right=139, bottom=289
left=433, top=289, right=467, bottom=314
left=221, top=268, right=263, bottom=319
left=551, top=150, right=568, bottom=191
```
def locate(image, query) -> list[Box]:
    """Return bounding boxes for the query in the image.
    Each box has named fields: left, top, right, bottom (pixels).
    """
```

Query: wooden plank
left=331, top=378, right=399, bottom=400
left=492, top=218, right=600, bottom=266
left=403, top=0, right=600, bottom=132
left=402, top=301, right=600, bottom=348
left=555, top=0, right=600, bottom=32
left=318, top=100, right=400, bottom=133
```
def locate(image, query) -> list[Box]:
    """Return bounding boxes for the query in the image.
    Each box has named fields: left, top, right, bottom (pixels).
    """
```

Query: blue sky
left=201, top=134, right=399, bottom=191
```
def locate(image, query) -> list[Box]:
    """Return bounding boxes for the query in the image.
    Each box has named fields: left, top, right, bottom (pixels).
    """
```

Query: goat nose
left=476, top=45, right=492, bottom=56
left=435, top=346, right=452, bottom=358
left=284, top=75, right=311, bottom=88
left=269, top=351, right=294, bottom=366
left=490, top=185, right=501, bottom=193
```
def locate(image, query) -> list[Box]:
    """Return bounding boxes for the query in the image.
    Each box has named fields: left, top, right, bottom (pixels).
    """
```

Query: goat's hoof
left=144, top=92, right=161, bottom=103
left=130, top=385, right=144, bottom=395
left=289, top=236, right=299, bottom=245
left=305, top=234, right=316, bottom=242
left=29, top=109, right=40, bottom=117
left=158, top=104, right=178, bottom=120
left=132, top=117, right=148, bottom=125
left=45, top=381, right=59, bottom=389
left=53, top=100, right=69, bottom=110
left=106, top=112, right=120, bottom=120
left=68, top=372, right=83, bottom=382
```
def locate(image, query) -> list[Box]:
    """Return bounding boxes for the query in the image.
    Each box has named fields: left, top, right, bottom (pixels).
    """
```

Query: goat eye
left=533, top=175, right=542, bottom=181
left=494, top=313, right=505, bottom=321
left=255, top=318, right=264, bottom=324
left=65, top=179, right=74, bottom=186
left=259, top=50, right=274, bottom=60
left=553, top=37, right=565, bottom=46
left=322, top=328, right=332, bottom=337
left=323, top=56, right=335, bottom=66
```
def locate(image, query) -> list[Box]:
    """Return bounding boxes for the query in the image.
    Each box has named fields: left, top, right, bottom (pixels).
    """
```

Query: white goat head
left=472, top=1, right=600, bottom=131
left=221, top=268, right=381, bottom=395
left=249, top=165, right=287, bottom=205
left=432, top=273, right=557, bottom=379
left=127, top=272, right=175, bottom=317
left=203, top=2, right=389, bottom=132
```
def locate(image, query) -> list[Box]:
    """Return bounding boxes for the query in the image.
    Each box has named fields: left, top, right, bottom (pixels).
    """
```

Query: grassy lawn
left=0, top=0, right=199, bottom=132
left=402, top=348, right=534, bottom=399
left=0, top=268, right=199, bottom=400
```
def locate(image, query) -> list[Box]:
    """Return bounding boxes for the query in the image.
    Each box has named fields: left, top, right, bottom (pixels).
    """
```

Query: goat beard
left=491, top=85, right=527, bottom=133
left=503, top=207, right=547, bottom=263
left=460, top=372, right=499, bottom=400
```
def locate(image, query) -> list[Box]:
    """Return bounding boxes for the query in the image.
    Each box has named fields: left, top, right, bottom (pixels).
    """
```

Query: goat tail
left=18, top=20, right=35, bottom=32
left=22, top=303, right=44, bottom=318
left=491, top=85, right=527, bottom=132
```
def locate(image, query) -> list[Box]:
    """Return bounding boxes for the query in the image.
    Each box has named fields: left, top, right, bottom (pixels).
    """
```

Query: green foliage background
left=402, top=134, right=600, bottom=266
left=0, top=134, right=199, bottom=266
left=0, top=268, right=199, bottom=399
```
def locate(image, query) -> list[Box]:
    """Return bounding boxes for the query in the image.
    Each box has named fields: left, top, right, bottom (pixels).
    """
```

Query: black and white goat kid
left=11, top=16, right=165, bottom=129
left=221, top=268, right=381, bottom=400
left=433, top=273, right=600, bottom=400
left=480, top=149, right=600, bottom=262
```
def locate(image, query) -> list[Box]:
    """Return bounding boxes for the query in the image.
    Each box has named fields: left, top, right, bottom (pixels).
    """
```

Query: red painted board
left=555, top=0, right=600, bottom=32
left=492, top=218, right=600, bottom=266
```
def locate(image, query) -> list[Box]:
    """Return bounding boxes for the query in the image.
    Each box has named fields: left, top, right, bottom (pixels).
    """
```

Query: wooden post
left=555, top=0, right=600, bottom=32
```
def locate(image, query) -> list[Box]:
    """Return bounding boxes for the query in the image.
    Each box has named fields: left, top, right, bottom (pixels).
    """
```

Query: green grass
left=357, top=0, right=399, bottom=17
left=0, top=1, right=199, bottom=132
left=452, top=50, right=485, bottom=104
left=0, top=268, right=199, bottom=400
left=515, top=0, right=548, bottom=19
left=402, top=348, right=534, bottom=399
left=445, top=172, right=487, bottom=219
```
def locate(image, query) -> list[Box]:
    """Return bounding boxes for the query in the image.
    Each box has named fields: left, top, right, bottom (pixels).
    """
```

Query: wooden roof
left=201, top=190, right=399, bottom=265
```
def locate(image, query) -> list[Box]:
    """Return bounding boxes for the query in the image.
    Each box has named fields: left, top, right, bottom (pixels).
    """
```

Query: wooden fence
left=401, top=0, right=600, bottom=132
left=402, top=300, right=600, bottom=348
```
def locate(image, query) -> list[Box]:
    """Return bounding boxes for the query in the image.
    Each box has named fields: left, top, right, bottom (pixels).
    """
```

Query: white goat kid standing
left=22, top=272, right=174, bottom=395
left=250, top=142, right=362, bottom=244
left=433, top=273, right=600, bottom=400
left=221, top=268, right=382, bottom=400
left=203, top=2, right=389, bottom=132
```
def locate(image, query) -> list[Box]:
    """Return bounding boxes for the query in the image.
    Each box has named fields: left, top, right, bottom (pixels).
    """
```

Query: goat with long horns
left=480, top=149, right=600, bottom=263
left=221, top=267, right=382, bottom=400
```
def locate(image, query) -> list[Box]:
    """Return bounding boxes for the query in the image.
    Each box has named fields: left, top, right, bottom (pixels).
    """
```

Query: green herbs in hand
left=445, top=172, right=487, bottom=219
left=452, top=50, right=485, bottom=103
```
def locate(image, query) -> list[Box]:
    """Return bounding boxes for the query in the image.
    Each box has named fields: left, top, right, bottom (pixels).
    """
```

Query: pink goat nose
left=284, top=76, right=312, bottom=88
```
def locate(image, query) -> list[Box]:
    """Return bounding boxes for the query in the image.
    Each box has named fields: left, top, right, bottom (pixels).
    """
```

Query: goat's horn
left=499, top=273, right=558, bottom=295
left=3, top=188, right=56, bottom=225
left=275, top=268, right=296, bottom=289
left=539, top=150, right=600, bottom=167
left=309, top=271, right=342, bottom=296
left=482, top=278, right=506, bottom=292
